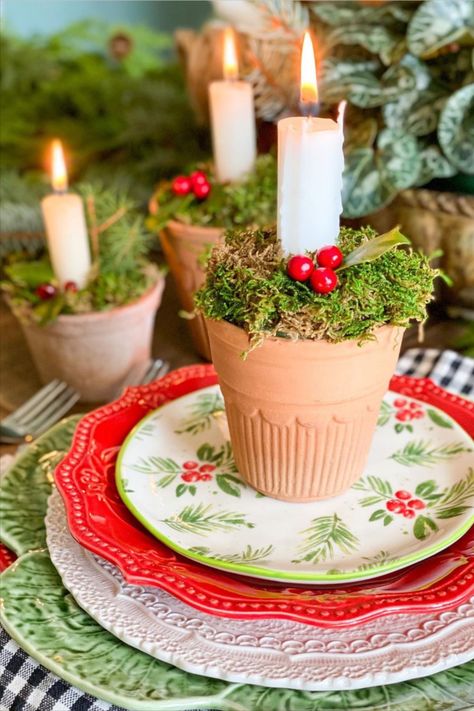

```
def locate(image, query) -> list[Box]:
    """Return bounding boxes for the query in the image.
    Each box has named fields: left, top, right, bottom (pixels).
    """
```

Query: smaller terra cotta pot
left=20, top=278, right=165, bottom=403
left=206, top=318, right=404, bottom=502
left=159, top=220, right=223, bottom=361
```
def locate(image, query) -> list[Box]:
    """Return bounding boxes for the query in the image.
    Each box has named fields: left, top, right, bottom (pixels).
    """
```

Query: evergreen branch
left=391, top=440, right=468, bottom=467
left=162, top=503, right=255, bottom=536
left=434, top=468, right=474, bottom=517
left=294, top=514, right=359, bottom=564
left=131, top=456, right=181, bottom=475
left=188, top=544, right=274, bottom=564
left=175, top=392, right=225, bottom=435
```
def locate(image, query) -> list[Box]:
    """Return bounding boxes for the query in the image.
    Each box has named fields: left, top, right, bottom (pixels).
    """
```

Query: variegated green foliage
left=438, top=84, right=474, bottom=173
left=299, top=0, right=474, bottom=217
left=407, top=0, right=474, bottom=59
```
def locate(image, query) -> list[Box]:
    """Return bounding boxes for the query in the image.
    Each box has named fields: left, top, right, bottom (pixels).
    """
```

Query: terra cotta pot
left=20, top=279, right=164, bottom=403
left=160, top=220, right=223, bottom=360
left=206, top=318, right=404, bottom=502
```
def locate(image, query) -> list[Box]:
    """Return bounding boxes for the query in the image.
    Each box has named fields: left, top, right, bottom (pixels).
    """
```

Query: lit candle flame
left=337, top=100, right=347, bottom=132
left=51, top=139, right=68, bottom=192
left=223, top=27, right=238, bottom=81
left=300, top=31, right=319, bottom=112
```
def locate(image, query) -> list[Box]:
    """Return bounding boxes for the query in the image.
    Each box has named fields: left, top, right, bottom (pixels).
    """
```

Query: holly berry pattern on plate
left=116, top=386, right=474, bottom=583
left=378, top=397, right=455, bottom=434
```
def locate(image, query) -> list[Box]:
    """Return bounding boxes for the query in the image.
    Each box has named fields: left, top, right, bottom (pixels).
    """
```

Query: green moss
left=195, top=225, right=439, bottom=346
left=148, top=154, right=277, bottom=231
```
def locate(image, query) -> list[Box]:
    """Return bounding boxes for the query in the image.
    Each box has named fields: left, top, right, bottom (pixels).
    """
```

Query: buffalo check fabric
left=1, top=349, right=473, bottom=711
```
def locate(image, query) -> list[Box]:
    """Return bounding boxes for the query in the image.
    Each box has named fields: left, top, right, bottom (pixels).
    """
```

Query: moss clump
left=148, top=154, right=277, bottom=231
left=195, top=226, right=439, bottom=346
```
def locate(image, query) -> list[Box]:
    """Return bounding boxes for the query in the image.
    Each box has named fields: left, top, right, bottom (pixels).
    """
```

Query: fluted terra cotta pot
left=206, top=319, right=404, bottom=502
left=160, top=220, right=223, bottom=361
left=20, top=279, right=164, bottom=403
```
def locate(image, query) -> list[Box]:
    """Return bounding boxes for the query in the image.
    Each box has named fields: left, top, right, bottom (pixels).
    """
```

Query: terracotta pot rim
left=206, top=317, right=403, bottom=354
left=166, top=219, right=224, bottom=236
left=43, top=277, right=165, bottom=326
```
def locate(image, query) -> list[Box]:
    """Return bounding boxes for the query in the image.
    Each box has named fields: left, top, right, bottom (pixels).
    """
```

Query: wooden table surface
left=0, top=274, right=466, bottom=456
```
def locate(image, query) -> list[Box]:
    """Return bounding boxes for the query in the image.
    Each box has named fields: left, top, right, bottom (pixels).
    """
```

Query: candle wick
left=299, top=101, right=320, bottom=118
left=53, top=188, right=68, bottom=196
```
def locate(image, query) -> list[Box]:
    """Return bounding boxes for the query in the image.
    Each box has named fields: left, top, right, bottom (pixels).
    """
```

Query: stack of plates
left=1, top=364, right=473, bottom=710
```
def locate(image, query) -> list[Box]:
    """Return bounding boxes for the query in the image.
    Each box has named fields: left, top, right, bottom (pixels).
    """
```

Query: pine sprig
left=189, top=544, right=274, bottom=564
left=293, top=514, right=359, bottom=564
left=162, top=503, right=255, bottom=536
left=434, top=468, right=474, bottom=518
left=352, top=476, right=393, bottom=506
left=175, top=392, right=225, bottom=435
left=391, top=440, right=469, bottom=467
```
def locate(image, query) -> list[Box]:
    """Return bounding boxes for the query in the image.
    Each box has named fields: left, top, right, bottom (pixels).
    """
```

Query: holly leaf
left=196, top=444, right=215, bottom=462
left=176, top=483, right=187, bottom=497
left=427, top=409, right=454, bottom=429
left=216, top=473, right=244, bottom=497
left=369, top=508, right=386, bottom=521
left=413, top=515, right=438, bottom=540
left=337, top=227, right=410, bottom=271
left=383, top=514, right=393, bottom=526
left=415, top=480, right=437, bottom=497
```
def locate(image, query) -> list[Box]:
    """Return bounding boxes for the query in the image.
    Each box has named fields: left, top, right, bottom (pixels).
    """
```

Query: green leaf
left=427, top=409, right=454, bottom=429
left=391, top=440, right=468, bottom=467
left=383, top=515, right=393, bottom=526
left=189, top=485, right=197, bottom=496
left=176, top=484, right=187, bottom=498
left=369, top=509, right=386, bottom=521
left=162, top=503, right=255, bottom=536
left=407, top=0, right=474, bottom=59
left=414, top=515, right=438, bottom=540
left=196, top=444, right=215, bottom=462
left=157, top=473, right=177, bottom=488
left=337, top=227, right=410, bottom=271
left=438, top=84, right=474, bottom=174
left=415, top=480, right=437, bottom=497
left=395, top=423, right=404, bottom=434
left=4, top=260, right=55, bottom=288
left=216, top=474, right=242, bottom=498
left=377, top=400, right=392, bottom=427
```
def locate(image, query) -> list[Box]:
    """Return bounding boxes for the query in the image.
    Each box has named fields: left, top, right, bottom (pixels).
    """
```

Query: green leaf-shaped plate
left=1, top=551, right=474, bottom=711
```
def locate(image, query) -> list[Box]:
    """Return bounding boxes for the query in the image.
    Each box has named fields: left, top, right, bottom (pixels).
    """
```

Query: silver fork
left=0, top=360, right=170, bottom=445
left=0, top=380, right=80, bottom=444
left=140, top=358, right=170, bottom=385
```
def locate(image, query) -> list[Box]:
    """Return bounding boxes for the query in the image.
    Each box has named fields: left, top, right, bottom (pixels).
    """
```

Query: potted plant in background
left=196, top=225, right=440, bottom=502
left=2, top=182, right=165, bottom=402
left=148, top=154, right=277, bottom=360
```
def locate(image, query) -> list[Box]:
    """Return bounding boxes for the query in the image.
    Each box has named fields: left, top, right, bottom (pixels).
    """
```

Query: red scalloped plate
left=55, top=365, right=474, bottom=628
left=0, top=543, right=17, bottom=572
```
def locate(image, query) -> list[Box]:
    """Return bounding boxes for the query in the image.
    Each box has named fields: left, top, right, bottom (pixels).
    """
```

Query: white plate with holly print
left=116, top=385, right=474, bottom=584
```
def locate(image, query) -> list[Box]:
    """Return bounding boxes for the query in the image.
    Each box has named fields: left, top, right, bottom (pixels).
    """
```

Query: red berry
left=287, top=255, right=314, bottom=282
left=199, top=464, right=216, bottom=473
left=407, top=498, right=426, bottom=510
left=183, top=461, right=199, bottom=470
left=413, top=410, right=424, bottom=419
left=394, top=398, right=407, bottom=408
left=316, top=245, right=343, bottom=269
left=403, top=508, right=416, bottom=519
left=172, top=175, right=192, bottom=196
left=409, top=402, right=420, bottom=410
left=181, top=472, right=199, bottom=482
left=35, top=283, right=57, bottom=300
left=199, top=473, right=212, bottom=482
left=193, top=181, right=211, bottom=200
left=310, top=267, right=338, bottom=294
left=386, top=499, right=406, bottom=514
left=64, top=281, right=78, bottom=293
left=395, top=490, right=412, bottom=500
left=190, top=170, right=208, bottom=187
left=396, top=410, right=412, bottom=422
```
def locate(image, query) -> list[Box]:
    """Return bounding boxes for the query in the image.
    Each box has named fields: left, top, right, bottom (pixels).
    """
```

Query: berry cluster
left=386, top=490, right=426, bottom=518
left=287, top=245, right=343, bottom=294
left=394, top=398, right=424, bottom=422
left=172, top=171, right=211, bottom=201
left=181, top=460, right=216, bottom=482
left=35, top=281, right=78, bottom=300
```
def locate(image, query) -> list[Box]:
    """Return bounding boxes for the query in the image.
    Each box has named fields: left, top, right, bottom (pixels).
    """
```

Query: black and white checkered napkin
left=1, top=349, right=473, bottom=711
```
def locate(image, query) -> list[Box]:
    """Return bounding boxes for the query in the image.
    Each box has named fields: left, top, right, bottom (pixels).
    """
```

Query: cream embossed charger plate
left=116, top=385, right=474, bottom=584
left=45, top=489, right=474, bottom=692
